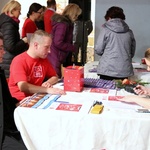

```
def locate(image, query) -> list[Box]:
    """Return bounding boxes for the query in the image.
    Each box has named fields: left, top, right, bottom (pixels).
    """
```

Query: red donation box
left=64, top=66, right=84, bottom=92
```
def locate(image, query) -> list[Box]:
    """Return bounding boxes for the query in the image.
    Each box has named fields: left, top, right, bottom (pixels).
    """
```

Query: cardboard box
left=64, top=66, right=84, bottom=92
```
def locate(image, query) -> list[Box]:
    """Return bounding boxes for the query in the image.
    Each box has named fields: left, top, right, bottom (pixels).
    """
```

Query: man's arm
left=17, top=81, right=65, bottom=95
left=46, top=76, right=58, bottom=85
left=42, top=76, right=58, bottom=88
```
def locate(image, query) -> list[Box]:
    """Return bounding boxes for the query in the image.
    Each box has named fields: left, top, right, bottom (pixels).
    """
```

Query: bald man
left=9, top=30, right=66, bottom=102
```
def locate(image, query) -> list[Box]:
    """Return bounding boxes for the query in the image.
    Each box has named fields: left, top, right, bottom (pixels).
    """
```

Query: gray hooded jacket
left=95, top=18, right=136, bottom=78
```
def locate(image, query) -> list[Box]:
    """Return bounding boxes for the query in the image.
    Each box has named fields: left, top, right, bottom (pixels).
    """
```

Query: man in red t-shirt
left=44, top=0, right=56, bottom=34
left=9, top=30, right=66, bottom=101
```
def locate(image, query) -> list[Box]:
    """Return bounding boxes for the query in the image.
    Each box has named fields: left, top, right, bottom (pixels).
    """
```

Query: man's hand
left=47, top=87, right=66, bottom=95
left=42, top=81, right=53, bottom=88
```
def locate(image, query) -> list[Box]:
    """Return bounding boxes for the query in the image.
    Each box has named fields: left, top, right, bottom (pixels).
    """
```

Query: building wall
left=0, top=0, right=9, bottom=12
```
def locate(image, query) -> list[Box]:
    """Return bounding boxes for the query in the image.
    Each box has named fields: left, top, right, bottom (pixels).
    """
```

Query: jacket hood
left=104, top=18, right=129, bottom=33
left=51, top=13, right=72, bottom=26
left=0, top=13, right=18, bottom=29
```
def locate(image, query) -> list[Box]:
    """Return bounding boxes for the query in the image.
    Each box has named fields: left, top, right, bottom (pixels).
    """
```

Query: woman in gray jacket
left=95, top=6, right=136, bottom=80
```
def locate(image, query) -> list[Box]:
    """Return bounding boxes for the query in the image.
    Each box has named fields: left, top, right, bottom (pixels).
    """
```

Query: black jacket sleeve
left=2, top=20, right=28, bottom=55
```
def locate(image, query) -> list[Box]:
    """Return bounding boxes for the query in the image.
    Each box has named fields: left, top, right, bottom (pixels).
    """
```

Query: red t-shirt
left=44, top=9, right=55, bottom=34
left=9, top=52, right=57, bottom=101
left=22, top=18, right=37, bottom=38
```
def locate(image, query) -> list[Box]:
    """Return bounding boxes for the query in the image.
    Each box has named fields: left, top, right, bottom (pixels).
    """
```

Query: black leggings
left=98, top=74, right=128, bottom=81
left=2, top=134, right=27, bottom=150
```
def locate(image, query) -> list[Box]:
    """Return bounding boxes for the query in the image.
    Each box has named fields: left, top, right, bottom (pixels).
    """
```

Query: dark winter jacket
left=0, top=67, right=20, bottom=149
left=0, top=13, right=28, bottom=78
left=48, top=13, right=76, bottom=77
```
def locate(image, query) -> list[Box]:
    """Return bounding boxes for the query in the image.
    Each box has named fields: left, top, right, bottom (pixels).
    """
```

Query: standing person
left=22, top=3, right=43, bottom=38
left=35, top=6, right=47, bottom=30
left=73, top=19, right=93, bottom=64
left=9, top=30, right=66, bottom=101
left=0, top=0, right=28, bottom=78
left=44, top=0, right=56, bottom=34
left=48, top=3, right=82, bottom=78
left=0, top=32, right=27, bottom=149
left=95, top=6, right=136, bottom=80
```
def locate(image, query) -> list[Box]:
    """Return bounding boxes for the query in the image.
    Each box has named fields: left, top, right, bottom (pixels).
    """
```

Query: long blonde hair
left=62, top=4, right=82, bottom=21
left=1, top=0, right=21, bottom=14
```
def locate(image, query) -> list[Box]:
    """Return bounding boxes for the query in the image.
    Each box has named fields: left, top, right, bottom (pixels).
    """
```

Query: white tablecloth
left=14, top=91, right=150, bottom=150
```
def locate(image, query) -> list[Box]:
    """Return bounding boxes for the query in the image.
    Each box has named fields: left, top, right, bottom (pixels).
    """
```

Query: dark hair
left=27, top=3, right=43, bottom=18
left=0, top=32, right=3, bottom=40
left=47, top=0, right=56, bottom=7
left=104, top=6, right=125, bottom=21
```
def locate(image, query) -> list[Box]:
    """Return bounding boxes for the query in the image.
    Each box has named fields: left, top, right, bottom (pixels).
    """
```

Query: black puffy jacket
left=0, top=13, right=28, bottom=78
